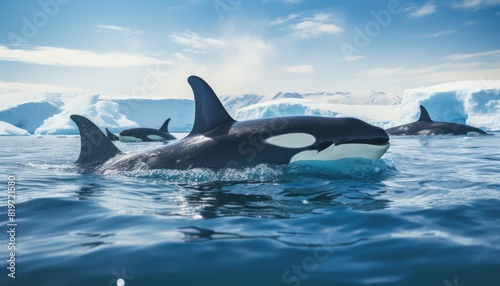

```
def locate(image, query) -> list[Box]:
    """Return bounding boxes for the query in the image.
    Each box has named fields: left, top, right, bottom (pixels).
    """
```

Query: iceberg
left=0, top=92, right=195, bottom=135
left=0, top=121, right=29, bottom=136
left=235, top=81, right=500, bottom=131
left=396, top=81, right=500, bottom=131
left=222, top=90, right=401, bottom=117
left=221, top=94, right=265, bottom=116
left=234, top=98, right=400, bottom=129
left=302, top=90, right=402, bottom=105
left=0, top=80, right=498, bottom=135
left=0, top=92, right=63, bottom=133
left=34, top=94, right=140, bottom=135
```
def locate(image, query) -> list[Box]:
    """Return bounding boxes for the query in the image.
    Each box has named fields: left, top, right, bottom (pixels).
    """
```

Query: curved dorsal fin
left=418, top=105, right=433, bottom=122
left=159, top=118, right=171, bottom=133
left=71, top=115, right=122, bottom=167
left=187, top=75, right=236, bottom=136
left=105, top=128, right=119, bottom=141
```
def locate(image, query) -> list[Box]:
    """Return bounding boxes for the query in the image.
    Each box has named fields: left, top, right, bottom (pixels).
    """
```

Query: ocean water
left=1, top=134, right=499, bottom=286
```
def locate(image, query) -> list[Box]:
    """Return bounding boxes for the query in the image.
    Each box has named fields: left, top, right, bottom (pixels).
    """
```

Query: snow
left=0, top=80, right=498, bottom=135
left=221, top=94, right=264, bottom=116
left=234, top=98, right=400, bottom=128
left=235, top=80, right=500, bottom=131
left=34, top=94, right=139, bottom=135
left=302, top=90, right=402, bottom=105
left=222, top=90, right=401, bottom=116
left=0, top=92, right=195, bottom=135
left=272, top=92, right=303, bottom=100
left=0, top=92, right=63, bottom=133
left=0, top=121, right=29, bottom=136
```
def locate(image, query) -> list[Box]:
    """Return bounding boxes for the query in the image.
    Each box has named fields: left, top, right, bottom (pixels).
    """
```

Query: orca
left=105, top=118, right=176, bottom=142
left=386, top=105, right=487, bottom=136
left=70, top=76, right=390, bottom=172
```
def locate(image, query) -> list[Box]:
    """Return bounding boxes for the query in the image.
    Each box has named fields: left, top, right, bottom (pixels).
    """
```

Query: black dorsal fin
left=105, top=128, right=120, bottom=141
left=187, top=75, right=236, bottom=136
left=159, top=118, right=171, bottom=133
left=418, top=105, right=433, bottom=122
left=71, top=115, right=122, bottom=167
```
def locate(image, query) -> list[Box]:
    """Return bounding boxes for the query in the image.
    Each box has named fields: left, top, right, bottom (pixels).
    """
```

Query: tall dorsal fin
left=187, top=75, right=236, bottom=136
left=105, top=128, right=120, bottom=141
left=418, top=105, right=433, bottom=122
left=159, top=118, right=171, bottom=133
left=71, top=115, right=122, bottom=167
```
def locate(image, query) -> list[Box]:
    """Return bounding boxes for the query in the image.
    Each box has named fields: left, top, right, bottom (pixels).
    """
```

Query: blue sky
left=0, top=0, right=499, bottom=99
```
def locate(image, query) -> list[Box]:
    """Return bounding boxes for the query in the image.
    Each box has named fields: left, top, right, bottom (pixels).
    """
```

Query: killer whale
left=386, top=105, right=487, bottom=136
left=105, top=118, right=176, bottom=142
left=71, top=76, right=390, bottom=172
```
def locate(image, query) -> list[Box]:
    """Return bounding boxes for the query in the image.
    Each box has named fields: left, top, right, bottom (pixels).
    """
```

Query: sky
left=0, top=0, right=499, bottom=99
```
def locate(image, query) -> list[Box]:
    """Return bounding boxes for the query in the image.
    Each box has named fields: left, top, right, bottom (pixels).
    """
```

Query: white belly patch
left=290, top=143, right=390, bottom=162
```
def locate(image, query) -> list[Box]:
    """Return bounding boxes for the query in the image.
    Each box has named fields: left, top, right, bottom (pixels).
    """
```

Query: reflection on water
left=180, top=226, right=279, bottom=242
left=179, top=180, right=390, bottom=219
left=72, top=169, right=391, bottom=221
left=76, top=182, right=104, bottom=200
left=179, top=226, right=376, bottom=249
left=75, top=233, right=115, bottom=249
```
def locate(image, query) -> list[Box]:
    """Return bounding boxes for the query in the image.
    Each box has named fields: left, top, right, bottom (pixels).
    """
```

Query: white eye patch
left=265, top=133, right=316, bottom=148
left=147, top=135, right=164, bottom=140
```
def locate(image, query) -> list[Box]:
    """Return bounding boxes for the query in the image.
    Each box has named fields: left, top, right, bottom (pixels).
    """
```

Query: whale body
left=71, top=76, right=390, bottom=172
left=386, top=105, right=487, bottom=136
left=105, top=118, right=176, bottom=142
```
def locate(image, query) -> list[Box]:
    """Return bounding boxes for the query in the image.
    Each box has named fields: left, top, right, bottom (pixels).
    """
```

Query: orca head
left=119, top=128, right=147, bottom=142
left=119, top=128, right=174, bottom=142
left=258, top=116, right=390, bottom=162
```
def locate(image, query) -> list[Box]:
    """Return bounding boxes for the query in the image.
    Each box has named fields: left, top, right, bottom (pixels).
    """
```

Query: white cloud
left=97, top=24, right=142, bottom=34
left=419, top=30, right=456, bottom=38
left=452, top=0, right=500, bottom=10
left=154, top=34, right=274, bottom=97
left=359, top=62, right=497, bottom=80
left=0, top=81, right=83, bottom=94
left=0, top=46, right=170, bottom=67
left=269, top=13, right=343, bottom=38
left=173, top=52, right=186, bottom=60
left=418, top=68, right=500, bottom=83
left=280, top=64, right=314, bottom=73
left=292, top=13, right=343, bottom=38
left=343, top=55, right=365, bottom=62
left=446, top=49, right=500, bottom=60
left=96, top=25, right=144, bottom=51
left=213, top=36, right=273, bottom=88
left=360, top=66, right=428, bottom=76
left=171, top=32, right=226, bottom=52
left=408, top=2, right=437, bottom=18
left=268, top=13, right=300, bottom=25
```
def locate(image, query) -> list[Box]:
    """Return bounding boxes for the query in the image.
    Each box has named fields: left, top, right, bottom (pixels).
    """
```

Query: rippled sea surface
left=1, top=134, right=499, bottom=286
